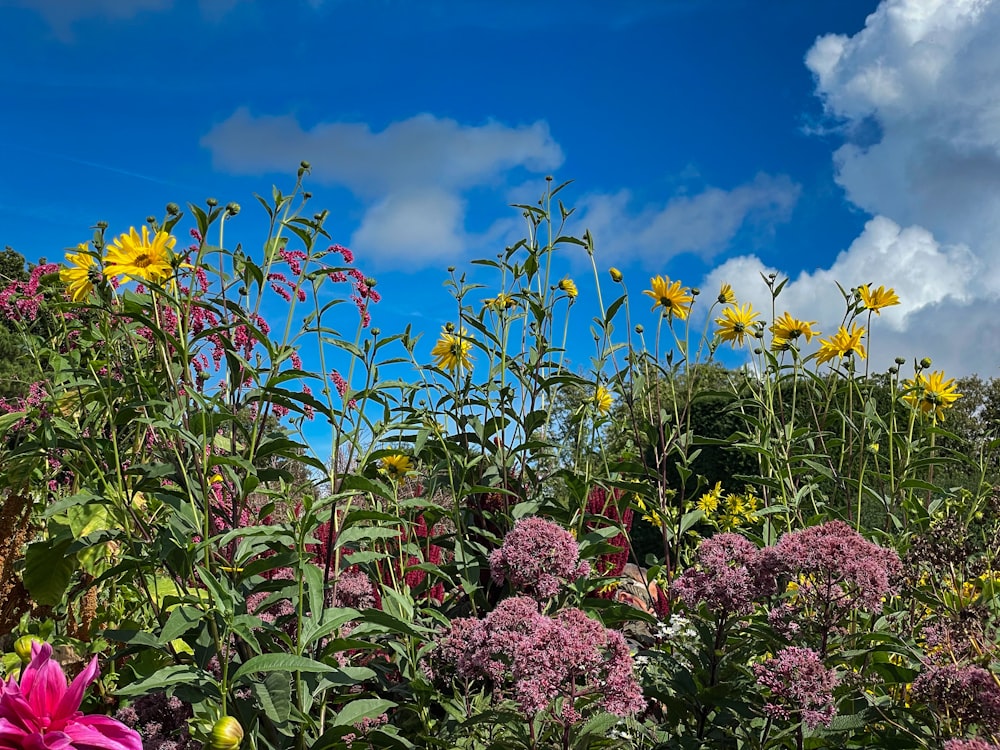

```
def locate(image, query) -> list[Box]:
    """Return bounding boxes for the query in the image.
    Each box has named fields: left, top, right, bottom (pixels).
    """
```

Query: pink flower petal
left=53, top=657, right=98, bottom=723
left=23, top=730, right=73, bottom=750
left=20, top=644, right=67, bottom=719
left=66, top=716, right=143, bottom=750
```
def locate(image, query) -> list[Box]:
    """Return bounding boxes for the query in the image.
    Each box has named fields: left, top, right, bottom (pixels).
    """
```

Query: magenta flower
left=0, top=642, right=142, bottom=750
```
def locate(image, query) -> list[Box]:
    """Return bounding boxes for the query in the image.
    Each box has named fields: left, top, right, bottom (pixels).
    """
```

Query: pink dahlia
left=0, top=642, right=142, bottom=750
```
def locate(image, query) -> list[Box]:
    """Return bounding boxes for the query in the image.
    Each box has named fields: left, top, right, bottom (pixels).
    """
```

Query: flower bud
left=371, top=327, right=381, bottom=336
left=634, top=324, right=644, bottom=334
left=364, top=277, right=377, bottom=288
left=894, top=356, right=906, bottom=365
left=445, top=322, right=455, bottom=333
left=146, top=216, right=156, bottom=225
left=691, top=287, right=700, bottom=296
left=225, top=202, right=240, bottom=217
left=300, top=160, right=311, bottom=171
left=609, top=267, right=623, bottom=283
left=13, top=636, right=39, bottom=664
left=919, top=357, right=932, bottom=369
left=166, top=202, right=181, bottom=216
left=209, top=716, right=244, bottom=750
left=96, top=220, right=109, bottom=230
left=206, top=198, right=218, bottom=208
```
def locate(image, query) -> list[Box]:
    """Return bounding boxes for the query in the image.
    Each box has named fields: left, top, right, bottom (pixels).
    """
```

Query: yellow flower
left=431, top=327, right=473, bottom=372
left=714, top=303, right=759, bottom=347
left=697, top=481, right=724, bottom=514
left=594, top=385, right=613, bottom=415
left=105, top=226, right=176, bottom=284
left=718, top=283, right=735, bottom=304
left=484, top=293, right=516, bottom=312
left=643, top=275, right=694, bottom=319
left=635, top=496, right=664, bottom=529
left=558, top=277, right=578, bottom=299
left=770, top=312, right=818, bottom=344
left=858, top=284, right=900, bottom=314
left=60, top=243, right=100, bottom=302
left=380, top=454, right=413, bottom=481
left=609, top=267, right=623, bottom=283
left=815, top=324, right=866, bottom=365
left=902, top=370, right=962, bottom=421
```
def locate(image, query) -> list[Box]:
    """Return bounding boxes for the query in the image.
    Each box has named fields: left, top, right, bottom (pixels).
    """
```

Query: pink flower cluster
left=490, top=517, right=590, bottom=599
left=0, top=262, right=59, bottom=322
left=753, top=646, right=838, bottom=728
left=0, top=641, right=142, bottom=750
left=946, top=741, right=1000, bottom=750
left=774, top=520, right=902, bottom=615
left=912, top=664, right=1000, bottom=733
left=672, top=522, right=901, bottom=624
left=672, top=532, right=780, bottom=616
left=436, top=596, right=644, bottom=721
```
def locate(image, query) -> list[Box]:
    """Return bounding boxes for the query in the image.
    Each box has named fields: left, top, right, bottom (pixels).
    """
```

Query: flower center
left=134, top=253, right=152, bottom=269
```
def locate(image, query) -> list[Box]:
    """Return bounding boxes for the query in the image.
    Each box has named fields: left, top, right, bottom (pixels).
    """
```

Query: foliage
left=0, top=172, right=998, bottom=750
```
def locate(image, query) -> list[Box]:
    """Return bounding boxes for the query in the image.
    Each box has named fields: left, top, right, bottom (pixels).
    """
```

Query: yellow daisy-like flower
left=815, top=323, right=867, bottom=365
left=718, top=283, right=735, bottom=304
left=558, top=277, right=578, bottom=299
left=105, top=226, right=176, bottom=283
left=902, top=370, right=962, bottom=421
left=858, top=284, right=900, bottom=315
left=770, top=312, right=819, bottom=344
left=635, top=496, right=664, bottom=529
left=697, top=481, right=724, bottom=514
left=714, top=302, right=759, bottom=347
left=484, top=293, right=516, bottom=312
left=380, top=454, right=413, bottom=481
left=594, top=385, right=613, bottom=415
left=643, top=275, right=694, bottom=319
left=431, top=327, right=473, bottom=373
left=60, top=243, right=100, bottom=302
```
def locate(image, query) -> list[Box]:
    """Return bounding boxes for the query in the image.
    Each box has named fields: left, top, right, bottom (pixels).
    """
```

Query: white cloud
left=201, top=109, right=564, bottom=267
left=806, top=0, right=1000, bottom=279
left=694, top=0, right=1000, bottom=377
left=351, top=189, right=466, bottom=266
left=576, top=174, right=800, bottom=269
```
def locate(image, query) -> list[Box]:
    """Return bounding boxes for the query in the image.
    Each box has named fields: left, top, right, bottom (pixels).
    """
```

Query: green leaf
left=251, top=671, right=292, bottom=723
left=23, top=539, right=76, bottom=606
left=116, top=665, right=220, bottom=697
left=231, top=654, right=335, bottom=683
left=330, top=698, right=396, bottom=728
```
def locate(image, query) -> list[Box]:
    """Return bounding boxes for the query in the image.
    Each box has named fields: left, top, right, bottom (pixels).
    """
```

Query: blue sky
left=2, top=0, right=999, bottom=379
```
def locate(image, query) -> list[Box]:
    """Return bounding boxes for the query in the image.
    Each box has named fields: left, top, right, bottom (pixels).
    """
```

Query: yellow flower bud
left=13, top=636, right=40, bottom=664
left=609, top=267, right=623, bottom=283
left=210, top=716, right=244, bottom=750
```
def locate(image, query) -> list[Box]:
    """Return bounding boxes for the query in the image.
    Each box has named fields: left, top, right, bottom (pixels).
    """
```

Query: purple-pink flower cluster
left=489, top=517, right=590, bottom=599
left=671, top=532, right=780, bottom=616
left=774, top=520, right=902, bottom=615
left=912, top=664, right=1000, bottom=733
left=945, top=740, right=1000, bottom=750
left=435, top=596, right=643, bottom=721
left=753, top=646, right=838, bottom=728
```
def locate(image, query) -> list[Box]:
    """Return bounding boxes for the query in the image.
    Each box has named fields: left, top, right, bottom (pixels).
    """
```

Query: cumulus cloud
left=201, top=109, right=563, bottom=266
left=702, top=215, right=988, bottom=372
left=576, top=173, right=800, bottom=268
left=700, top=0, right=1000, bottom=376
